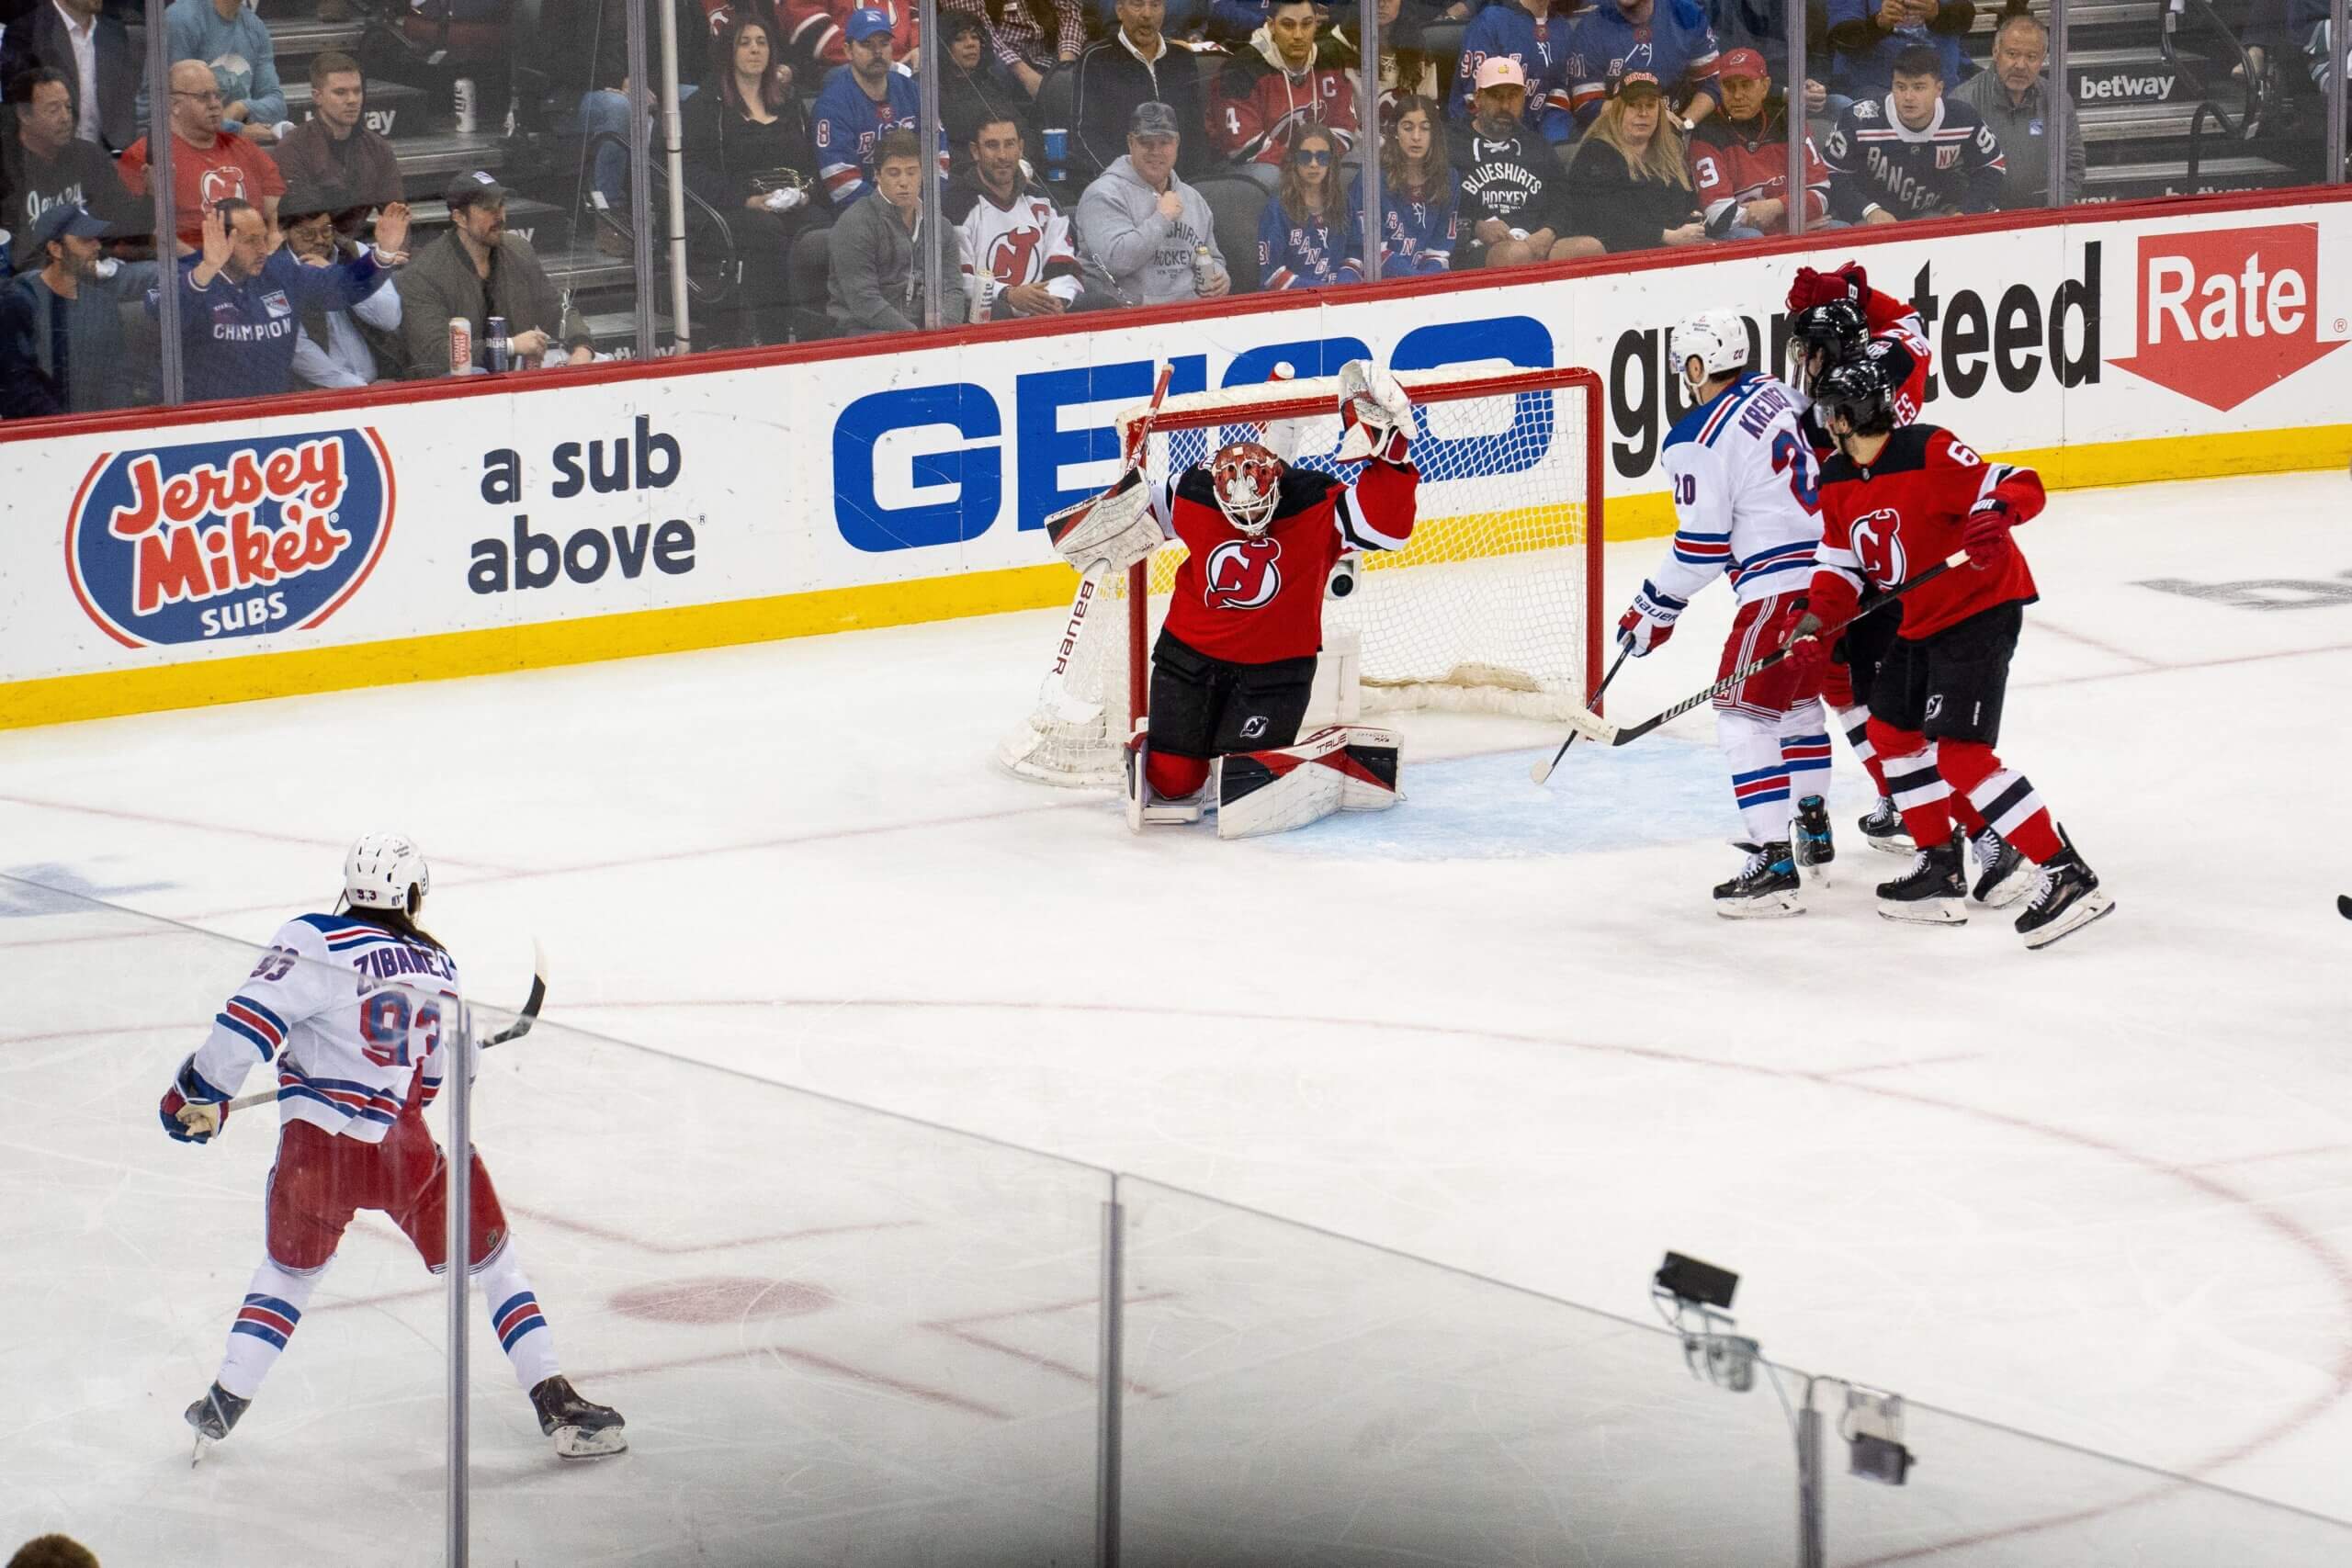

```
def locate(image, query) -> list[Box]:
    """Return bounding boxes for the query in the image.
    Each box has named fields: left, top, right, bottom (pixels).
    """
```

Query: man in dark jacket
left=0, top=198, right=152, bottom=416
left=158, top=194, right=409, bottom=404
left=2, top=67, right=141, bottom=237
left=1069, top=0, right=1209, bottom=181
left=399, top=170, right=594, bottom=375
left=0, top=0, right=140, bottom=155
left=269, top=51, right=402, bottom=231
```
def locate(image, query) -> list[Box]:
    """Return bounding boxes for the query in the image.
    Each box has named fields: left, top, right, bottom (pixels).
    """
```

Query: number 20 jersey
left=187, top=912, right=461, bottom=1144
left=1655, top=372, right=1823, bottom=610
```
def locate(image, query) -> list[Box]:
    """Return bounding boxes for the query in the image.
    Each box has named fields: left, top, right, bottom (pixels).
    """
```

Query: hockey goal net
left=999, top=365, right=1604, bottom=787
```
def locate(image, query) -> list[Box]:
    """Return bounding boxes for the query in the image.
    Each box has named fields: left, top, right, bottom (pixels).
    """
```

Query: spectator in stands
left=1075, top=99, right=1229, bottom=303
left=813, top=7, right=921, bottom=207
left=1455, top=57, right=1595, bottom=265
left=165, top=0, right=288, bottom=146
left=6, top=1535, right=99, bottom=1568
left=279, top=190, right=405, bottom=389
left=681, top=10, right=821, bottom=344
left=946, top=0, right=1087, bottom=99
left=1565, top=0, right=1722, bottom=131
left=1822, top=0, right=1975, bottom=100
left=1257, top=124, right=1358, bottom=288
left=1687, top=47, right=1830, bottom=236
left=828, top=128, right=963, bottom=331
left=0, top=198, right=151, bottom=416
left=270, top=51, right=402, bottom=232
left=953, top=112, right=1084, bottom=319
left=401, top=170, right=594, bottom=374
left=1361, top=0, right=1440, bottom=123
left=773, top=0, right=914, bottom=73
left=1950, top=8, right=2082, bottom=209
left=122, top=60, right=289, bottom=249
left=0, top=0, right=137, bottom=156
left=1071, top=0, right=1211, bottom=182
left=1208, top=0, right=1361, bottom=187
left=1445, top=0, right=1575, bottom=143
left=1563, top=69, right=1707, bottom=251
left=937, top=9, right=1025, bottom=178
left=161, top=194, right=408, bottom=402
left=570, top=2, right=710, bottom=255
left=1821, top=41, right=2003, bottom=221
left=1352, top=92, right=1455, bottom=274
left=2, top=68, right=140, bottom=238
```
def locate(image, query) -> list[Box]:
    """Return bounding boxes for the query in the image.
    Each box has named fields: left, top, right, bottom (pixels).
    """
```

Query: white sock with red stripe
left=215, top=1257, right=323, bottom=1400
left=474, top=1240, right=560, bottom=1392
left=1778, top=699, right=1832, bottom=801
left=1718, top=710, right=1792, bottom=843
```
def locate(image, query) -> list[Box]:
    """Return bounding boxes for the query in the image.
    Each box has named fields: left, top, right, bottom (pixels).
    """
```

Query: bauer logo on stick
left=66, top=429, right=397, bottom=648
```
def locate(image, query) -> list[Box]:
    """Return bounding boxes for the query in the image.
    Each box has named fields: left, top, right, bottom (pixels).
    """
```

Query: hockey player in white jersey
left=1613, top=310, right=1835, bottom=916
left=159, top=833, right=626, bottom=1460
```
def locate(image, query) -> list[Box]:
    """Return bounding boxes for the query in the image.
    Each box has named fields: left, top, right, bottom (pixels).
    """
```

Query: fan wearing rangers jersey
left=811, top=9, right=922, bottom=207
left=1820, top=44, right=2005, bottom=224
left=1617, top=310, right=1833, bottom=917
left=1787, top=360, right=2114, bottom=947
left=951, top=113, right=1083, bottom=320
left=158, top=835, right=628, bottom=1460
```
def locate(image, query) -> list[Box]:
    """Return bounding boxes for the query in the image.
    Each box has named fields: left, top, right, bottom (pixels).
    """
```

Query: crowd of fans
left=0, top=0, right=2334, bottom=406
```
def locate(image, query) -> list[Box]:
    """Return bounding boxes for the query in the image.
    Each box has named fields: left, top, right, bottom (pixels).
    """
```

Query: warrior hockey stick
left=1007, top=364, right=1177, bottom=743
left=1553, top=552, right=1970, bottom=750
left=212, top=940, right=550, bottom=1117
left=1529, top=647, right=1631, bottom=784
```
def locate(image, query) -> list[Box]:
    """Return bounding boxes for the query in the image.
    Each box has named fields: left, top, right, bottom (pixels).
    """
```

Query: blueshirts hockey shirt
left=181, top=913, right=462, bottom=1143
left=1256, top=197, right=1363, bottom=289
left=1651, top=372, right=1824, bottom=613
left=812, top=65, right=922, bottom=207
left=1820, top=94, right=2005, bottom=223
left=1457, top=130, right=1569, bottom=239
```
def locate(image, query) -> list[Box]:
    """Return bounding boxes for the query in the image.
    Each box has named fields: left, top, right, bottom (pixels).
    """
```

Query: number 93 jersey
left=188, top=913, right=463, bottom=1143
left=1654, top=371, right=1823, bottom=609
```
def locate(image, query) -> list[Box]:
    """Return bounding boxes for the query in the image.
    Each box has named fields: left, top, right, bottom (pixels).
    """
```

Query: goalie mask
left=1210, top=441, right=1286, bottom=535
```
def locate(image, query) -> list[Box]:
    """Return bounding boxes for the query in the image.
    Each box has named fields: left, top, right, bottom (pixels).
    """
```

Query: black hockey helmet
left=1814, top=358, right=1896, bottom=439
left=1790, top=299, right=1870, bottom=380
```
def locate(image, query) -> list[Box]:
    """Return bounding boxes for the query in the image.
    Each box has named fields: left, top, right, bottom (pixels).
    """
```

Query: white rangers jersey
left=1651, top=371, right=1823, bottom=609
left=956, top=184, right=1084, bottom=319
left=186, top=912, right=462, bottom=1143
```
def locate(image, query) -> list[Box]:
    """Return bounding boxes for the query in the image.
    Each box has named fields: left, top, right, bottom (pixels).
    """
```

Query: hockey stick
left=1554, top=551, right=1970, bottom=750
left=1529, top=647, right=1631, bottom=784
left=2339, top=895, right=2351, bottom=921
left=1008, top=363, right=1178, bottom=741
left=213, top=940, right=550, bottom=1117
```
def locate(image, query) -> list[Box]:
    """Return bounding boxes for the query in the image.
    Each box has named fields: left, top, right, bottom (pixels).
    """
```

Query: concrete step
left=1972, top=0, right=2152, bottom=32
left=264, top=17, right=371, bottom=67
left=390, top=130, right=514, bottom=184
left=2077, top=100, right=2204, bottom=141
left=2066, top=46, right=2206, bottom=107
left=538, top=247, right=639, bottom=296
left=2075, top=151, right=2301, bottom=201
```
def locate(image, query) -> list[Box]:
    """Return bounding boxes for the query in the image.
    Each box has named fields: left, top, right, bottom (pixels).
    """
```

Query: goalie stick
left=1553, top=551, right=1970, bottom=750
left=1529, top=647, right=1631, bottom=785
left=210, top=940, right=550, bottom=1118
left=1004, top=364, right=1177, bottom=745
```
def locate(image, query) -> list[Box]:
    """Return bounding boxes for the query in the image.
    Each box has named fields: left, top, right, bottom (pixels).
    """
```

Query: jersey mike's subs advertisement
left=2, top=190, right=2347, bottom=727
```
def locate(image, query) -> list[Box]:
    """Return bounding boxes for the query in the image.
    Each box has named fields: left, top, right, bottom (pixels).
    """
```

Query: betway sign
left=2113, top=223, right=2348, bottom=412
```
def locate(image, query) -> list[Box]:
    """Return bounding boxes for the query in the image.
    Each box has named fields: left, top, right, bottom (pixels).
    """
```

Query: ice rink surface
left=4, top=468, right=2349, bottom=1562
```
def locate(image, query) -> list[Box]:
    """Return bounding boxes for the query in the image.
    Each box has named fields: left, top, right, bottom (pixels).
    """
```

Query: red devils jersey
left=1815, top=423, right=2043, bottom=639
left=1155, top=457, right=1417, bottom=663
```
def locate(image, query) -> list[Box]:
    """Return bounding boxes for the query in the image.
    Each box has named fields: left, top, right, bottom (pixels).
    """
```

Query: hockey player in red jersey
left=160, top=834, right=628, bottom=1460
left=1786, top=359, right=2114, bottom=947
left=1047, top=363, right=1417, bottom=834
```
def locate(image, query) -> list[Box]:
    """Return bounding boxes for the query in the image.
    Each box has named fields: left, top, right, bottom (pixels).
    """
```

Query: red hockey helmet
left=1209, top=441, right=1285, bottom=535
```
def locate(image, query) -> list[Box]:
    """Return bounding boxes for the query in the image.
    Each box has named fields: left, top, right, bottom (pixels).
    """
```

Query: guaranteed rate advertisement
left=2, top=191, right=2348, bottom=720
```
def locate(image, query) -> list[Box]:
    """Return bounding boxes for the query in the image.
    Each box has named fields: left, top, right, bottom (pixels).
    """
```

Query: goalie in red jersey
left=1047, top=362, right=1417, bottom=838
left=1786, top=355, right=2115, bottom=949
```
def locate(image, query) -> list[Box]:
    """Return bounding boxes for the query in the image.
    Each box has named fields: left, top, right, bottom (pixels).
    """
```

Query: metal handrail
left=582, top=128, right=741, bottom=315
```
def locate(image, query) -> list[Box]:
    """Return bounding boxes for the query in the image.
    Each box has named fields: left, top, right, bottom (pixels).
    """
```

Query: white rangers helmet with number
left=1670, top=309, right=1750, bottom=388
left=345, top=831, right=429, bottom=912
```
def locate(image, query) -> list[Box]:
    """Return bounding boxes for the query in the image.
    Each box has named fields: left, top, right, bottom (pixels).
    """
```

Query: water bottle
left=453, top=76, right=477, bottom=135
left=487, top=314, right=510, bottom=374
left=1192, top=244, right=1214, bottom=294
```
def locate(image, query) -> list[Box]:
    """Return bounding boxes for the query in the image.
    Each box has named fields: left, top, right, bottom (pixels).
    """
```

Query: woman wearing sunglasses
left=1257, top=127, right=1362, bottom=290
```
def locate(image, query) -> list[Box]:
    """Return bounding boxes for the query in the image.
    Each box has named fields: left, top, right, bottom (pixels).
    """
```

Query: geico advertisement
left=3, top=194, right=2346, bottom=687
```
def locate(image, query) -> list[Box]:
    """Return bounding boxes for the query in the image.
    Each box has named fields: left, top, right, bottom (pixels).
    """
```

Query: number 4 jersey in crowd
left=185, top=913, right=460, bottom=1144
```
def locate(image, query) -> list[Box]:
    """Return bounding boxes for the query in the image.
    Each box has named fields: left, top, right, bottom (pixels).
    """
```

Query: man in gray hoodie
left=1074, top=101, right=1230, bottom=308
left=828, top=129, right=965, bottom=333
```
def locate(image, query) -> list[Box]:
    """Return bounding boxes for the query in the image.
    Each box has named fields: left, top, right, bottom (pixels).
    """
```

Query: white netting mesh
left=998, top=368, right=1601, bottom=787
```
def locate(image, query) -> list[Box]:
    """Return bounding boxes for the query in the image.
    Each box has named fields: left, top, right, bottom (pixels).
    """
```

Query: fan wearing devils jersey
left=951, top=114, right=1084, bottom=320
left=1788, top=359, right=2114, bottom=947
left=157, top=834, right=628, bottom=1459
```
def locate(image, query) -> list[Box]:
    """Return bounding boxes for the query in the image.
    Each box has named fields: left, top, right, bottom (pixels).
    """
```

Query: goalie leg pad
left=1127, top=727, right=1206, bottom=831
left=1216, top=726, right=1401, bottom=840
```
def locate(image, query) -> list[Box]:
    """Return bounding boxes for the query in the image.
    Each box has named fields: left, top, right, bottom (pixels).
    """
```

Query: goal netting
left=999, top=366, right=1604, bottom=787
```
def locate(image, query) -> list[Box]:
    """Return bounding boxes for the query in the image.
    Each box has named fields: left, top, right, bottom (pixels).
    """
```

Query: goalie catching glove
left=1046, top=471, right=1163, bottom=574
left=1336, top=360, right=1414, bottom=464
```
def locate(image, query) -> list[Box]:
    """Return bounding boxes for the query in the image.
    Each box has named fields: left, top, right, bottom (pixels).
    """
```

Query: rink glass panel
left=0, top=876, right=458, bottom=1561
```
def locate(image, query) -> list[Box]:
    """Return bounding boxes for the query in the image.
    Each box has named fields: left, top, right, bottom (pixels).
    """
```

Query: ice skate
left=1858, top=795, right=1912, bottom=854
left=1876, top=837, right=1967, bottom=924
left=185, top=1381, right=250, bottom=1465
left=1967, top=828, right=2035, bottom=908
left=1714, top=841, right=1804, bottom=919
left=2014, top=846, right=2115, bottom=950
left=1791, top=795, right=1834, bottom=886
left=530, top=1375, right=628, bottom=1459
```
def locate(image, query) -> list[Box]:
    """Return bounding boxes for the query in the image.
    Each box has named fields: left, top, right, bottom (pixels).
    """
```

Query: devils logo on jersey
left=988, top=228, right=1042, bottom=284
left=1849, top=507, right=1906, bottom=585
left=1204, top=538, right=1283, bottom=609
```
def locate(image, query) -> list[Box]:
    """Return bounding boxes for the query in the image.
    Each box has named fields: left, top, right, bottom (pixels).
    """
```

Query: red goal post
left=1001, top=365, right=1605, bottom=787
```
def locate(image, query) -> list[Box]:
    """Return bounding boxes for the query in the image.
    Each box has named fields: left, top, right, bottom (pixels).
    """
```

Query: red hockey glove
left=1614, top=580, right=1683, bottom=657
left=1781, top=611, right=1830, bottom=691
left=1786, top=260, right=1869, bottom=313
left=160, top=1059, right=227, bottom=1144
left=1963, top=497, right=2016, bottom=570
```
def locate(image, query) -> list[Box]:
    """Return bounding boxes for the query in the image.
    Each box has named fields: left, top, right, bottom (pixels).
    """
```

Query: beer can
left=447, top=315, right=472, bottom=376
left=453, top=76, right=477, bottom=135
left=487, top=314, right=510, bottom=374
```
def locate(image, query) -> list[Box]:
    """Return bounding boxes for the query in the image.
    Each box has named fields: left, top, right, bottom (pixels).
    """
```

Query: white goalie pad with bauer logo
left=1216, top=726, right=1401, bottom=840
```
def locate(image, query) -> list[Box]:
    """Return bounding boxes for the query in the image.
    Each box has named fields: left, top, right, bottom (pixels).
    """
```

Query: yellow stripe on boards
left=4, top=422, right=2346, bottom=731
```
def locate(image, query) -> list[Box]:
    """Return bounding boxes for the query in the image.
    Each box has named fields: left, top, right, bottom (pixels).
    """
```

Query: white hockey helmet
left=1670, top=309, right=1751, bottom=391
left=1210, top=441, right=1286, bottom=535
left=344, top=831, right=429, bottom=914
